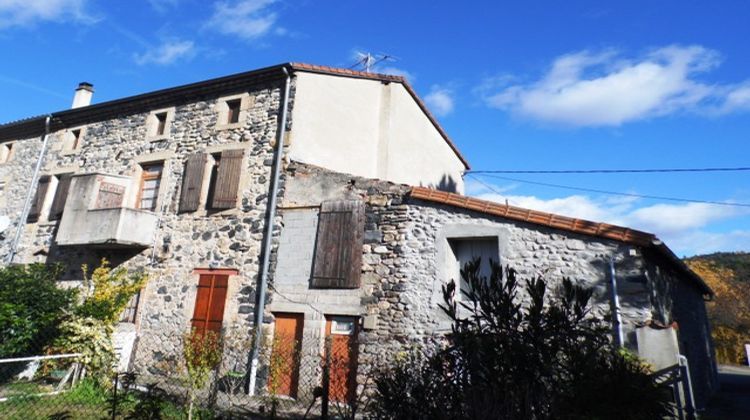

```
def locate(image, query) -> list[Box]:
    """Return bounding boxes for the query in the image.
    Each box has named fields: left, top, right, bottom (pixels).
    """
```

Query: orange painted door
left=325, top=316, right=359, bottom=402
left=271, top=313, right=304, bottom=397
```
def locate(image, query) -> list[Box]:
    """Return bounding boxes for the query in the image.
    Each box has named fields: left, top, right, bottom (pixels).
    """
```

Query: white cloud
left=204, top=0, right=279, bottom=41
left=483, top=45, right=750, bottom=126
left=466, top=178, right=750, bottom=256
left=0, top=0, right=96, bottom=29
left=425, top=86, right=455, bottom=117
left=134, top=39, right=195, bottom=66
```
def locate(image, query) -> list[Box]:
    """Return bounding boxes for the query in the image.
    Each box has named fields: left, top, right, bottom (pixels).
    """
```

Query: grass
left=0, top=379, right=201, bottom=419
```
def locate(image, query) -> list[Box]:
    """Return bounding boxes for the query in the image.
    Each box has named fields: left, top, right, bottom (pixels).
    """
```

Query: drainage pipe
left=248, top=67, right=291, bottom=395
left=7, top=115, right=52, bottom=264
left=609, top=256, right=624, bottom=348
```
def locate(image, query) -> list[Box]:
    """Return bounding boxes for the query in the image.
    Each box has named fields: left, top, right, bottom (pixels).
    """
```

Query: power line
left=468, top=173, right=750, bottom=208
left=467, top=166, right=750, bottom=175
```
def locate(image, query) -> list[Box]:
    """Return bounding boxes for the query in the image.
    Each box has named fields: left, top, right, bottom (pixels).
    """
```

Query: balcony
left=56, top=173, right=157, bottom=248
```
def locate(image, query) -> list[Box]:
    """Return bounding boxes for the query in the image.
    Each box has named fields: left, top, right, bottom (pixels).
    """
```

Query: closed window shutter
left=210, top=149, right=244, bottom=209
left=179, top=153, right=207, bottom=213
left=311, top=200, right=365, bottom=288
left=49, top=174, right=72, bottom=220
left=191, top=274, right=229, bottom=334
left=27, top=176, right=51, bottom=222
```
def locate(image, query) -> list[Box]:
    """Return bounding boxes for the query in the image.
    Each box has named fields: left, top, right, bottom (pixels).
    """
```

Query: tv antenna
left=350, top=52, right=398, bottom=73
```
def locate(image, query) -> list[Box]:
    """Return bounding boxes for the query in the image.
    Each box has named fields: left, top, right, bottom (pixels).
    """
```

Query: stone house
left=0, top=63, right=717, bottom=408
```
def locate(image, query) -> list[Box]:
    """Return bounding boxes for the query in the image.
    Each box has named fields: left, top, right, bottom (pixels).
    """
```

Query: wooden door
left=325, top=316, right=359, bottom=402
left=271, top=313, right=304, bottom=397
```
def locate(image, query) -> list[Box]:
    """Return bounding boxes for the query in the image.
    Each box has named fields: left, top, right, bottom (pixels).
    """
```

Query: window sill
left=215, top=122, right=244, bottom=131
left=147, top=135, right=169, bottom=143
left=60, top=149, right=81, bottom=156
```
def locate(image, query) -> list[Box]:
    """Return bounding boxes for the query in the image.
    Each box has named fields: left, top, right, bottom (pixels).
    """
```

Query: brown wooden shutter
left=27, top=176, right=51, bottom=222
left=48, top=174, right=72, bottom=220
left=311, top=200, right=365, bottom=288
left=211, top=149, right=244, bottom=209
left=179, top=153, right=207, bottom=213
left=191, top=274, right=229, bottom=334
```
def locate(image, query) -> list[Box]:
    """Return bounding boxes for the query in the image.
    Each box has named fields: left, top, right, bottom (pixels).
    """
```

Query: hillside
left=685, top=252, right=750, bottom=365
left=685, top=252, right=750, bottom=282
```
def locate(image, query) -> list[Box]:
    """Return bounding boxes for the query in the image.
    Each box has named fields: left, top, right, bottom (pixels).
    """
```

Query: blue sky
left=1, top=0, right=749, bottom=256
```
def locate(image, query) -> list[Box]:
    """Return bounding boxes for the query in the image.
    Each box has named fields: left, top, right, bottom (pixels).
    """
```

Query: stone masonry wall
left=0, top=77, right=294, bottom=373
left=274, top=164, right=667, bottom=394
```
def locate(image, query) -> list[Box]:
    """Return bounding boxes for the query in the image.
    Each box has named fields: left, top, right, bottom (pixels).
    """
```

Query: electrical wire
left=467, top=166, right=750, bottom=175
left=468, top=173, right=750, bottom=208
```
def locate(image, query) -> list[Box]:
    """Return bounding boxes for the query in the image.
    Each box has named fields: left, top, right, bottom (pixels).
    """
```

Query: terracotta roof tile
left=409, top=186, right=713, bottom=296
left=410, top=186, right=655, bottom=246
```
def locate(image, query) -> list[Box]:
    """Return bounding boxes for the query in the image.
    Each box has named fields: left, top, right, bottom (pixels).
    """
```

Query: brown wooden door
left=325, top=316, right=359, bottom=402
left=271, top=313, right=304, bottom=398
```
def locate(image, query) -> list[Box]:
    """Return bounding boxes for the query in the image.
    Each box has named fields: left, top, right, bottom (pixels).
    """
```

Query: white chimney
left=71, top=82, right=94, bottom=108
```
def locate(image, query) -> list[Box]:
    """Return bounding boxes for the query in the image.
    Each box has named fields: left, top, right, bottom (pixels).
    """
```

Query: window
left=179, top=149, right=244, bottom=212
left=138, top=163, right=163, bottom=211
left=27, top=176, right=51, bottom=222
left=119, top=291, right=141, bottom=323
left=191, top=272, right=230, bottom=334
left=448, top=238, right=499, bottom=297
left=71, top=129, right=82, bottom=150
left=226, top=99, right=241, bottom=124
left=0, top=143, right=13, bottom=163
left=48, top=173, right=73, bottom=221
left=147, top=109, right=173, bottom=140
left=155, top=112, right=168, bottom=136
left=311, top=200, right=365, bottom=288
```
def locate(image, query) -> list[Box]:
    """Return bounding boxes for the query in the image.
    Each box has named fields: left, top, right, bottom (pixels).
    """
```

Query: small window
left=448, top=238, right=499, bottom=297
left=71, top=130, right=82, bottom=150
left=138, top=163, right=163, bottom=211
left=330, top=317, right=356, bottom=335
left=0, top=143, right=13, bottom=163
left=226, top=99, right=241, bottom=124
left=155, top=112, right=168, bottom=136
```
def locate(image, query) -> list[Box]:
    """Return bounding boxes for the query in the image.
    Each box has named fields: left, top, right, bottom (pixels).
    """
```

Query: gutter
left=6, top=115, right=52, bottom=264
left=247, top=66, right=292, bottom=395
left=609, top=256, right=624, bottom=348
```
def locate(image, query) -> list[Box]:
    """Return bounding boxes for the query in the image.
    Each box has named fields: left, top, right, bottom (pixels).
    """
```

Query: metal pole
left=7, top=115, right=52, bottom=264
left=609, top=256, right=624, bottom=348
left=248, top=67, right=292, bottom=395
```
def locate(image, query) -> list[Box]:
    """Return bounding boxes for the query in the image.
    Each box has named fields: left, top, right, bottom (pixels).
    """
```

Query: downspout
left=609, top=256, right=624, bottom=348
left=248, top=67, right=291, bottom=395
left=6, top=115, right=52, bottom=264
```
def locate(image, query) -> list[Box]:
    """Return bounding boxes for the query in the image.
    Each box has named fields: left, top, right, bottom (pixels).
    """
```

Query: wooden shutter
left=311, top=200, right=365, bottom=288
left=211, top=149, right=244, bottom=209
left=191, top=274, right=229, bottom=334
left=27, top=176, right=51, bottom=222
left=179, top=153, right=207, bottom=213
left=48, top=174, right=72, bottom=220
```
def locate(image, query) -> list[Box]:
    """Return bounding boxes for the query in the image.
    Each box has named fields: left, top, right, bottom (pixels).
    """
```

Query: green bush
left=370, top=259, right=673, bottom=420
left=0, top=264, right=76, bottom=357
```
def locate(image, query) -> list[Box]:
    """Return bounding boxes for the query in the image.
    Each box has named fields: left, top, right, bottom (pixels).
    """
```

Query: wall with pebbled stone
left=273, top=163, right=715, bottom=402
left=0, top=78, right=294, bottom=373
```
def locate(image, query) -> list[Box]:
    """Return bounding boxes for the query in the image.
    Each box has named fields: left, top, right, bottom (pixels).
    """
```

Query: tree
left=686, top=258, right=750, bottom=364
left=0, top=264, right=76, bottom=358
left=370, top=259, right=672, bottom=420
